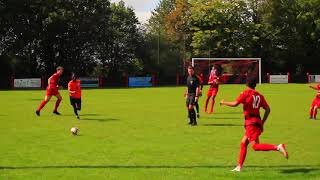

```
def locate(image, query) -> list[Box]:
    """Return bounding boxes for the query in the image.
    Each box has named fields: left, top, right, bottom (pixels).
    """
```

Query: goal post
left=191, top=58, right=262, bottom=85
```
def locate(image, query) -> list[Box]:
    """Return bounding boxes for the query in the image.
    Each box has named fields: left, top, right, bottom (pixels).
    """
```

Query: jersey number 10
left=252, top=95, right=261, bottom=109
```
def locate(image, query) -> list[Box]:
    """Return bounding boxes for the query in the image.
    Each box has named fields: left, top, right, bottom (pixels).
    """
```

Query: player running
left=68, top=73, right=82, bottom=119
left=204, top=65, right=220, bottom=114
left=36, top=66, right=64, bottom=116
left=309, top=84, right=320, bottom=119
left=220, top=78, right=288, bottom=172
left=185, top=66, right=200, bottom=126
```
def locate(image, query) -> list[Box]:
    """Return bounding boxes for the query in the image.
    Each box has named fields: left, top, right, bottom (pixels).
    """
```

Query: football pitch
left=0, top=84, right=319, bottom=179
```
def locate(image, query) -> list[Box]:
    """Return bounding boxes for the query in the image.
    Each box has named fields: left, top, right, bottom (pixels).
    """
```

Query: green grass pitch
left=0, top=84, right=320, bottom=179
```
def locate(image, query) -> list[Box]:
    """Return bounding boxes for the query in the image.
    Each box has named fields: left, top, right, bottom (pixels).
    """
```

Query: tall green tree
left=145, top=0, right=184, bottom=77
left=103, top=1, right=141, bottom=75
left=0, top=0, right=142, bottom=79
left=189, top=0, right=256, bottom=57
left=261, top=0, right=320, bottom=72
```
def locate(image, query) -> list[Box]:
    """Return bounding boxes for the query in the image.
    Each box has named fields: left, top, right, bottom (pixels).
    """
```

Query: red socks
left=37, top=99, right=62, bottom=112
left=238, top=142, right=248, bottom=167
left=209, top=98, right=215, bottom=113
left=37, top=100, right=48, bottom=111
left=237, top=142, right=278, bottom=167
left=204, top=97, right=210, bottom=112
left=310, top=106, right=317, bottom=119
left=54, top=99, right=62, bottom=111
left=252, top=144, right=277, bottom=151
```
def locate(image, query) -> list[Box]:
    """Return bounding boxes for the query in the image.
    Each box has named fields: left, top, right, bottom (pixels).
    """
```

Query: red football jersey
left=316, top=84, right=320, bottom=98
left=49, top=72, right=61, bottom=87
left=208, top=69, right=219, bottom=87
left=236, top=88, right=269, bottom=126
left=197, top=74, right=204, bottom=85
left=68, top=80, right=82, bottom=99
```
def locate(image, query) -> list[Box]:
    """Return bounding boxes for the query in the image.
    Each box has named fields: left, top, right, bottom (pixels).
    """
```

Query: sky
left=110, top=0, right=160, bottom=24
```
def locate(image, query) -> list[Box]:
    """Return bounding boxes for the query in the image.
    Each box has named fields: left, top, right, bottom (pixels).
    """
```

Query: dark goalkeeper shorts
left=70, top=97, right=81, bottom=110
left=186, top=94, right=197, bottom=106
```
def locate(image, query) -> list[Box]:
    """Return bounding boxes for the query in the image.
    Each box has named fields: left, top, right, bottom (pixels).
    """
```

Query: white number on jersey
left=252, top=95, right=261, bottom=109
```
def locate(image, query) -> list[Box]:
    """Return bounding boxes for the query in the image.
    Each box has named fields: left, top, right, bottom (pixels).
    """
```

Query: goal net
left=191, top=58, right=262, bottom=84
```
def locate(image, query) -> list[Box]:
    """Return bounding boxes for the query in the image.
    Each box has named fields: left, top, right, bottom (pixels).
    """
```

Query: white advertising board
left=269, top=75, right=289, bottom=84
left=315, top=75, right=320, bottom=83
left=308, top=75, right=320, bottom=83
left=14, top=78, right=41, bottom=88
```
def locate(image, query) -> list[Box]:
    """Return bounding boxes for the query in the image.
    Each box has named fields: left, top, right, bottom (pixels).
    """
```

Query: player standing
left=185, top=66, right=200, bottom=126
left=68, top=73, right=82, bottom=119
left=220, top=78, right=288, bottom=172
left=36, top=66, right=64, bottom=116
left=309, top=84, right=320, bottom=119
left=204, top=65, right=220, bottom=114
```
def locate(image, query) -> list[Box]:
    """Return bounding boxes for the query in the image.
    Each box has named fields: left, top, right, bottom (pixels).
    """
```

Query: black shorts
left=186, top=94, right=197, bottom=106
left=70, top=97, right=81, bottom=108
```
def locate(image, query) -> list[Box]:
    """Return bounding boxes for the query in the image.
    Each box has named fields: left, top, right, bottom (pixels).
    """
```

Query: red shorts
left=245, top=124, right=262, bottom=142
left=46, top=87, right=59, bottom=96
left=311, top=97, right=320, bottom=107
left=207, top=87, right=218, bottom=97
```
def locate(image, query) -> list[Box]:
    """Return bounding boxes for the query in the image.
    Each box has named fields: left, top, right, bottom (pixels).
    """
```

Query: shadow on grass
left=202, top=123, right=242, bottom=127
left=80, top=114, right=101, bottom=117
left=28, top=98, right=44, bottom=101
left=206, top=117, right=242, bottom=120
left=63, top=114, right=101, bottom=117
left=280, top=168, right=320, bottom=174
left=214, top=112, right=243, bottom=115
left=80, top=118, right=119, bottom=122
left=1, top=165, right=319, bottom=171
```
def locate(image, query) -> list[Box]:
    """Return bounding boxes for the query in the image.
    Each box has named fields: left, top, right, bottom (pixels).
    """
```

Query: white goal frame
left=191, top=58, right=262, bottom=85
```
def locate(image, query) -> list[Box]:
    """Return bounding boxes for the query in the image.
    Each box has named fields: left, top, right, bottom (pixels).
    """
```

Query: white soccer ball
left=70, top=127, right=79, bottom=135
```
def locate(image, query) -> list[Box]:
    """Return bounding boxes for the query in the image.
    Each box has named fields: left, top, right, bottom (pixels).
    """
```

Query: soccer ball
left=70, top=127, right=79, bottom=135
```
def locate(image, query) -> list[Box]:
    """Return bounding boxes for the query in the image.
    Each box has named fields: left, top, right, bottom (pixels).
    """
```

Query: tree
left=144, top=0, right=184, bottom=77
left=261, top=0, right=320, bottom=73
left=102, top=1, right=141, bottom=75
left=189, top=0, right=255, bottom=57
left=0, top=0, right=142, bottom=81
left=165, top=0, right=190, bottom=42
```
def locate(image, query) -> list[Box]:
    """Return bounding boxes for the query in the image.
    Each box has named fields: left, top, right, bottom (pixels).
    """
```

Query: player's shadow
left=80, top=117, right=119, bottom=122
left=63, top=114, right=101, bottom=117
left=0, top=165, right=232, bottom=170
left=214, top=112, right=243, bottom=115
left=202, top=123, right=242, bottom=127
left=28, top=98, right=44, bottom=101
left=1, top=165, right=319, bottom=172
left=80, top=114, right=100, bottom=116
left=280, top=168, right=320, bottom=174
left=207, top=117, right=241, bottom=120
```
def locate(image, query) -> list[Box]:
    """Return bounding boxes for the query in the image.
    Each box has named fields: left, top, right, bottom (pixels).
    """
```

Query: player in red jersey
left=68, top=73, right=82, bottom=119
left=204, top=65, right=220, bottom=114
left=309, top=84, right=320, bottom=119
left=36, top=66, right=64, bottom=116
left=220, top=78, right=288, bottom=172
left=197, top=73, right=204, bottom=91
